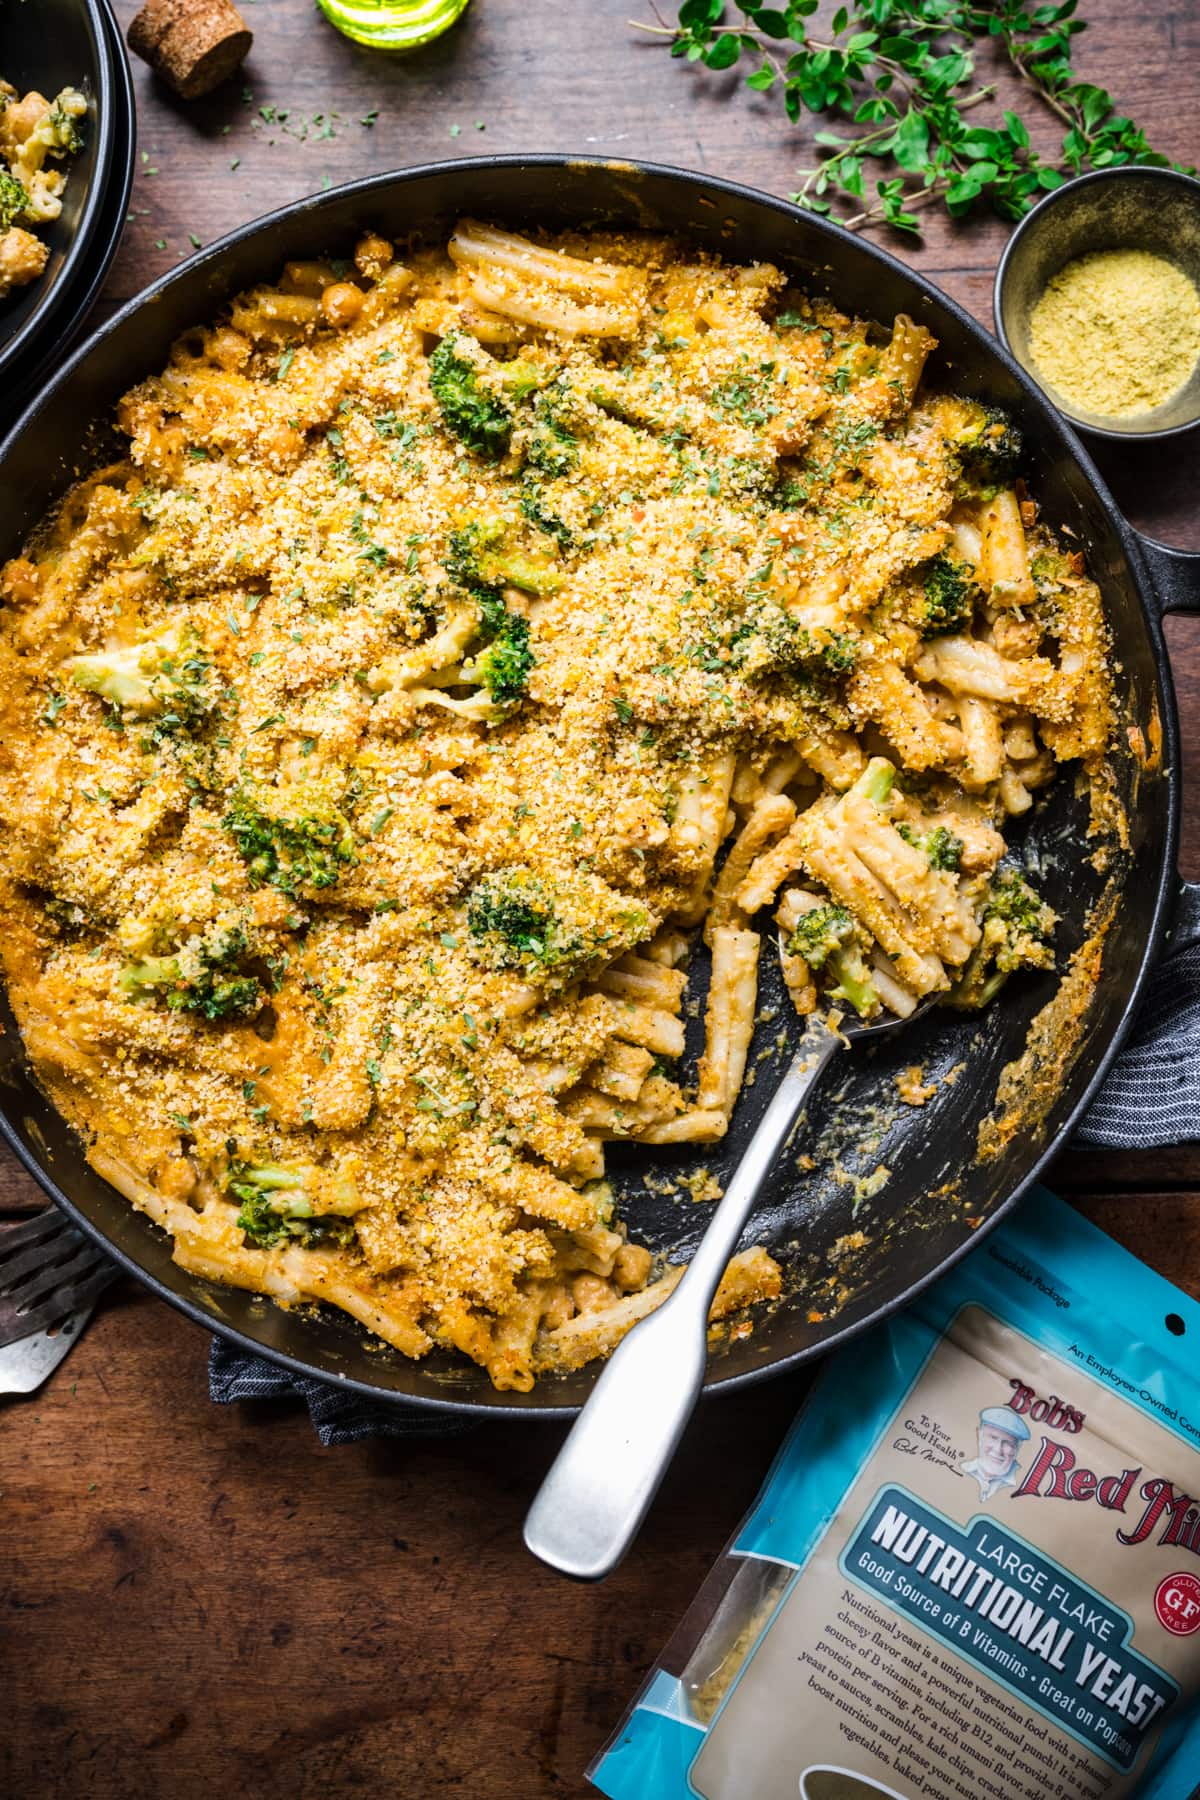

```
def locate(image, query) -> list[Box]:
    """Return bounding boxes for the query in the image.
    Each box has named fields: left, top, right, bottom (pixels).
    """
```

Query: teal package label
left=841, top=1484, right=1179, bottom=1773
left=592, top=1193, right=1200, bottom=1800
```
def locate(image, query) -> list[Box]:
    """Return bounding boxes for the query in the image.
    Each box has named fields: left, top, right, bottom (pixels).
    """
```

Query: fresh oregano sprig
left=635, top=0, right=1190, bottom=234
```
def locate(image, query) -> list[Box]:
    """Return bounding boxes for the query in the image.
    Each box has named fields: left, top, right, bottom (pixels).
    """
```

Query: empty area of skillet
left=0, top=159, right=1175, bottom=1415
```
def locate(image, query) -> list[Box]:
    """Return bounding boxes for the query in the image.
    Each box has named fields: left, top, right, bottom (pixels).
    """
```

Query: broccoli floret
left=0, top=170, right=30, bottom=233
left=68, top=648, right=156, bottom=710
left=428, top=335, right=514, bottom=457
left=780, top=625, right=857, bottom=675
left=47, top=98, right=85, bottom=155
left=787, top=903, right=880, bottom=1019
left=898, top=821, right=964, bottom=872
left=820, top=633, right=858, bottom=675
left=501, top=360, right=544, bottom=403
left=465, top=612, right=533, bottom=709
left=950, top=404, right=1022, bottom=500
left=734, top=608, right=856, bottom=727
left=986, top=871, right=1056, bottom=958
left=447, top=518, right=562, bottom=598
left=925, top=826, right=964, bottom=872
left=224, top=788, right=357, bottom=895
left=520, top=484, right=574, bottom=548
left=787, top=904, right=856, bottom=970
left=853, top=758, right=896, bottom=808
left=227, top=1163, right=356, bottom=1250
left=756, top=607, right=858, bottom=676
left=467, top=872, right=559, bottom=964
left=588, top=378, right=663, bottom=430
left=65, top=633, right=212, bottom=721
left=949, top=870, right=1056, bottom=1009
left=1030, top=549, right=1072, bottom=596
left=828, top=949, right=880, bottom=1019
left=445, top=520, right=547, bottom=713
left=525, top=380, right=580, bottom=477
left=466, top=868, right=595, bottom=978
left=468, top=866, right=649, bottom=986
left=445, top=519, right=500, bottom=596
left=919, top=555, right=978, bottom=638
left=119, top=924, right=263, bottom=1021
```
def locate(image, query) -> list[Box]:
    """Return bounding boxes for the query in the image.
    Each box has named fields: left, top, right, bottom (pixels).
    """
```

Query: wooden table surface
left=3, top=2, right=1200, bottom=1794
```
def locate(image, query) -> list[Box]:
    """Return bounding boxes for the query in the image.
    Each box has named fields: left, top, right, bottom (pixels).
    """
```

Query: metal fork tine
left=66, top=1264, right=119, bottom=1311
left=0, top=1224, right=118, bottom=1339
left=0, top=1207, right=117, bottom=1356
left=0, top=1227, right=92, bottom=1291
left=9, top=1241, right=108, bottom=1310
left=0, top=1263, right=117, bottom=1347
left=0, top=1210, right=74, bottom=1256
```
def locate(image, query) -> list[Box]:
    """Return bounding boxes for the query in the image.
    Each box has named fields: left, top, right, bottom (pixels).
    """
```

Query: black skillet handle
left=1168, top=880, right=1200, bottom=953
left=1138, top=532, right=1200, bottom=620
left=1135, top=530, right=1200, bottom=952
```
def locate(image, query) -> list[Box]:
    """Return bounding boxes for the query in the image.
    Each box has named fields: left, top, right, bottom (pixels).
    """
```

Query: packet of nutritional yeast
left=591, top=1189, right=1200, bottom=1800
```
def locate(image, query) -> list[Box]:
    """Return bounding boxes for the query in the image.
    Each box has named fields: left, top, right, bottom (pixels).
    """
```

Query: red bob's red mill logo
left=1000, top=1379, right=1200, bottom=1555
left=1006, top=1378, right=1086, bottom=1434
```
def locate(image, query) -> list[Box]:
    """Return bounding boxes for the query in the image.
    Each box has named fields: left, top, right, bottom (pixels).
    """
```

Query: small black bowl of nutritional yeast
left=0, top=0, right=133, bottom=424
left=994, top=167, right=1200, bottom=443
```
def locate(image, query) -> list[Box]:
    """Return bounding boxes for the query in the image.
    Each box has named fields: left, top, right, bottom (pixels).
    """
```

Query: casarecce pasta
left=0, top=222, right=1113, bottom=1388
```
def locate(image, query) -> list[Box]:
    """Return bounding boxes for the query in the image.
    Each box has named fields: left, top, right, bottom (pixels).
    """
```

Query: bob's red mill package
left=591, top=1189, right=1200, bottom=1800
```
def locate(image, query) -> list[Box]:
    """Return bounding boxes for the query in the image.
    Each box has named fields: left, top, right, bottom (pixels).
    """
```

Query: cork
left=127, top=0, right=253, bottom=101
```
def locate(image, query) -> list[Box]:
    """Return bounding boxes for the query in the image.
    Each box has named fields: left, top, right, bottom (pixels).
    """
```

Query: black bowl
left=2, top=0, right=135, bottom=431
left=0, top=0, right=129, bottom=407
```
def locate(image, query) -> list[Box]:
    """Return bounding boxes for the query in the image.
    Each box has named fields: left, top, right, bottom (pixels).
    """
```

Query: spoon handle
left=523, top=1024, right=841, bottom=1580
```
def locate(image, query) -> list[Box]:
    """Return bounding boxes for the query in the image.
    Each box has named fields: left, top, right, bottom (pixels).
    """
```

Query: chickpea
left=571, top=1274, right=615, bottom=1315
left=207, top=326, right=252, bottom=371
left=0, top=557, right=40, bottom=605
left=613, top=1243, right=653, bottom=1293
left=540, top=1287, right=575, bottom=1330
left=157, top=1154, right=198, bottom=1201
left=321, top=281, right=365, bottom=329
left=354, top=232, right=394, bottom=283
left=258, top=421, right=307, bottom=470
left=659, top=309, right=695, bottom=347
left=6, top=91, right=49, bottom=145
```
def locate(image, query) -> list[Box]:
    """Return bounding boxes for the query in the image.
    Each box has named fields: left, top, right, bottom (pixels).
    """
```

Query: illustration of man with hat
left=962, top=1405, right=1031, bottom=1501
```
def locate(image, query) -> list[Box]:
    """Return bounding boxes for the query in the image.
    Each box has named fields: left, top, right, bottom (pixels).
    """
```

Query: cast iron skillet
left=0, top=0, right=124, bottom=400
left=1, top=156, right=1198, bottom=1418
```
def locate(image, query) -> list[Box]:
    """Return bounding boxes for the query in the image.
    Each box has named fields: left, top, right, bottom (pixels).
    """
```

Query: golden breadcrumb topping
left=0, top=223, right=1113, bottom=1388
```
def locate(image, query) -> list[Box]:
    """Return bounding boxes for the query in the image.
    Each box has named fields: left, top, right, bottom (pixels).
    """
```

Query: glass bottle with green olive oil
left=316, top=0, right=471, bottom=52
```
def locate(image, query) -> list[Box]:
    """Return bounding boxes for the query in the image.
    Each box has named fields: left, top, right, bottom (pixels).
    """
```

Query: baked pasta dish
left=0, top=222, right=1114, bottom=1389
left=0, top=75, right=86, bottom=299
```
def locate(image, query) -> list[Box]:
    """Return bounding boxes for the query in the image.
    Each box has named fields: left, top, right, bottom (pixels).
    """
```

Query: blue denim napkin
left=208, top=1335, right=472, bottom=1445
left=1071, top=944, right=1200, bottom=1147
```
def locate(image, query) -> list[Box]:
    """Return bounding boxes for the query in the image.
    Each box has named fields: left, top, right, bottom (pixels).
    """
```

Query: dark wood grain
left=2, top=2, right=1200, bottom=1793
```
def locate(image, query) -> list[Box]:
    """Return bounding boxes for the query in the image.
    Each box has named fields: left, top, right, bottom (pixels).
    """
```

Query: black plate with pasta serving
left=0, top=0, right=132, bottom=425
left=0, top=157, right=1197, bottom=1417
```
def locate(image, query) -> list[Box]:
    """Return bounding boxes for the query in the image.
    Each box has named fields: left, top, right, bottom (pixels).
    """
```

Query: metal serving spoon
left=524, top=935, right=929, bottom=1580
